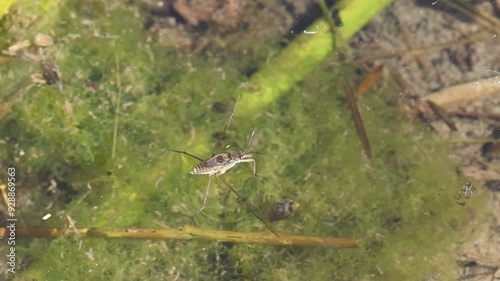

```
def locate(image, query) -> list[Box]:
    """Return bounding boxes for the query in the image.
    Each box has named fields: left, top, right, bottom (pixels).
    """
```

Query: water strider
left=165, top=96, right=277, bottom=235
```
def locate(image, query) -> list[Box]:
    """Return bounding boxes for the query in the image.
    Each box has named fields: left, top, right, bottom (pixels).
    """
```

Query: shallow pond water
left=0, top=1, right=487, bottom=280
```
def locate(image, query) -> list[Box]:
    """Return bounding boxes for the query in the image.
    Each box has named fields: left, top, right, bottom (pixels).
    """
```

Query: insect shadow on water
left=160, top=96, right=277, bottom=236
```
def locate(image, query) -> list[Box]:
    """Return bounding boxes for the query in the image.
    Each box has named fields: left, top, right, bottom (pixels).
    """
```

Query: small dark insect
left=461, top=182, right=476, bottom=199
left=269, top=199, right=299, bottom=222
left=456, top=182, right=477, bottom=206
left=40, top=59, right=63, bottom=92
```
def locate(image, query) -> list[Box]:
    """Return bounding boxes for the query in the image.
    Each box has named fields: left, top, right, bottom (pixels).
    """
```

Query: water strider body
left=191, top=151, right=256, bottom=176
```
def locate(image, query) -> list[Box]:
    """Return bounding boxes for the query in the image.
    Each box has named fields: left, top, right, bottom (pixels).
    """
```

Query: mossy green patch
left=0, top=0, right=486, bottom=280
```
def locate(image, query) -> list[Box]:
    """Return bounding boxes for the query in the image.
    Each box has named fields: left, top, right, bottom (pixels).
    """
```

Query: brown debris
left=34, top=33, right=54, bottom=47
left=173, top=0, right=242, bottom=28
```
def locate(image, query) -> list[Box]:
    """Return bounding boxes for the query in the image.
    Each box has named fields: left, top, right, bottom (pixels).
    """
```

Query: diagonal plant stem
left=237, top=0, right=393, bottom=118
left=0, top=226, right=359, bottom=248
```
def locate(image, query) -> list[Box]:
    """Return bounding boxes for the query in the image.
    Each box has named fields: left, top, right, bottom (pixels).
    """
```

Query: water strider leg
left=243, top=131, right=259, bottom=176
left=165, top=148, right=205, bottom=162
left=212, top=96, right=240, bottom=156
left=245, top=131, right=255, bottom=151
left=237, top=158, right=257, bottom=177
left=216, top=175, right=278, bottom=236
left=180, top=175, right=213, bottom=228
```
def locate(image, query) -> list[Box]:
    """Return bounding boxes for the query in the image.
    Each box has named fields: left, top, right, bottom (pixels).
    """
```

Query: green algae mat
left=0, top=0, right=486, bottom=280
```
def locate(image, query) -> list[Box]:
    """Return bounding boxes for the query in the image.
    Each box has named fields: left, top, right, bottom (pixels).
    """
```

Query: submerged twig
left=452, top=110, right=500, bottom=121
left=112, top=55, right=122, bottom=159
left=447, top=138, right=500, bottom=144
left=443, top=0, right=500, bottom=33
left=0, top=226, right=359, bottom=248
left=345, top=83, right=371, bottom=159
left=352, top=31, right=498, bottom=65
left=423, top=76, right=500, bottom=108
left=355, top=65, right=383, bottom=99
left=426, top=100, right=458, bottom=131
